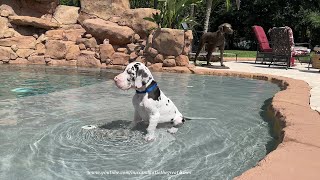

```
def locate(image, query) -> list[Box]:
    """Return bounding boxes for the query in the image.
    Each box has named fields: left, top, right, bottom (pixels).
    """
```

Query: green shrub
left=60, top=0, right=80, bottom=7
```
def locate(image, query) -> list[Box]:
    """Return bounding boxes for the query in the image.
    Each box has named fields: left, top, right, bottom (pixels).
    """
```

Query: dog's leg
left=145, top=113, right=160, bottom=141
left=206, top=45, right=215, bottom=65
left=219, top=45, right=225, bottom=66
left=129, top=110, right=141, bottom=129
left=167, top=127, right=178, bottom=134
left=194, top=36, right=205, bottom=65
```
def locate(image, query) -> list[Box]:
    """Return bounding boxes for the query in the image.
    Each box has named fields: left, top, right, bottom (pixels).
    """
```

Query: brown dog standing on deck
left=194, top=23, right=233, bottom=66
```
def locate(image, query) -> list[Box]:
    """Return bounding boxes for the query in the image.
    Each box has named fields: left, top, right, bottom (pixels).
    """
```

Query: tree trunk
left=204, top=0, right=213, bottom=33
left=190, top=4, right=195, bottom=17
left=154, top=0, right=158, bottom=9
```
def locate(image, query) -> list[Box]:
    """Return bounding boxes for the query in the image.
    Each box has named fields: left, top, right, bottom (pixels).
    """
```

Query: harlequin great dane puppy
left=114, top=62, right=185, bottom=141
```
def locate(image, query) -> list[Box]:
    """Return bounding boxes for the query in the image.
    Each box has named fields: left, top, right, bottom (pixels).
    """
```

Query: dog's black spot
left=142, top=81, right=146, bottom=86
left=171, top=118, right=173, bottom=121
left=182, top=118, right=185, bottom=123
left=147, top=80, right=160, bottom=101
left=166, top=104, right=168, bottom=106
left=170, top=121, right=174, bottom=124
left=137, top=69, right=148, bottom=78
left=168, top=100, right=170, bottom=103
left=134, top=63, right=140, bottom=72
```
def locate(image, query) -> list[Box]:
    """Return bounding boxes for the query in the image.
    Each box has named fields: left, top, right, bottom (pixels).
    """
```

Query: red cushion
left=252, top=26, right=272, bottom=52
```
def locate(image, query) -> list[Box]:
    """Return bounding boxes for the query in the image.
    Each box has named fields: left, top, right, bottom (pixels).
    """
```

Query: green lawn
left=224, top=50, right=315, bottom=60
left=224, top=50, right=257, bottom=58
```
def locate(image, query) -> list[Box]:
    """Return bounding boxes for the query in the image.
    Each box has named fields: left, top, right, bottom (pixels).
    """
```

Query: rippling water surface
left=0, top=65, right=280, bottom=180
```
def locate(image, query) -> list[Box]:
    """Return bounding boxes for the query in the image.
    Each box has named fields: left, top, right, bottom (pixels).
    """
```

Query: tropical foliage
left=60, top=0, right=80, bottom=7
left=202, top=0, right=320, bottom=48
left=143, top=0, right=202, bottom=29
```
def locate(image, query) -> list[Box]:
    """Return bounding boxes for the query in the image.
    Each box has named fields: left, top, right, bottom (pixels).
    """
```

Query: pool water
left=0, top=65, right=280, bottom=180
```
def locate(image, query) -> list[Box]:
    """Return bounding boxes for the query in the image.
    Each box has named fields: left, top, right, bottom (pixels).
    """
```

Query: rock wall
left=144, top=28, right=193, bottom=67
left=0, top=1, right=193, bottom=68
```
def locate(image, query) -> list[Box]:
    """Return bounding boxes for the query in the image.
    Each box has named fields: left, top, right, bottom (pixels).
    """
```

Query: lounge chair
left=252, top=25, right=273, bottom=64
left=269, top=26, right=311, bottom=69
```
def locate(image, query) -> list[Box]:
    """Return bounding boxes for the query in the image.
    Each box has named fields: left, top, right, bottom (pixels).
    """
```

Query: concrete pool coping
left=106, top=61, right=320, bottom=180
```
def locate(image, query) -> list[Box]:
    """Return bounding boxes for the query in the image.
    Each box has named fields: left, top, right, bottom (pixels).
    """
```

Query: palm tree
left=203, top=0, right=240, bottom=32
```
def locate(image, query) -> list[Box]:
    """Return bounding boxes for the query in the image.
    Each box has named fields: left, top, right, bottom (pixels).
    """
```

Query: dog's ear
left=134, top=74, right=144, bottom=88
left=218, top=24, right=224, bottom=32
left=134, top=65, right=151, bottom=89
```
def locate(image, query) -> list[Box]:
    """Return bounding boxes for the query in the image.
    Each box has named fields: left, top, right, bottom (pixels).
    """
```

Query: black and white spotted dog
left=114, top=62, right=185, bottom=141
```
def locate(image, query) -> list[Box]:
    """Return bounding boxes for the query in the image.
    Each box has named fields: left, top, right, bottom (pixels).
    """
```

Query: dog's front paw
left=128, top=122, right=137, bottom=129
left=144, top=134, right=155, bottom=142
left=167, top=127, right=178, bottom=134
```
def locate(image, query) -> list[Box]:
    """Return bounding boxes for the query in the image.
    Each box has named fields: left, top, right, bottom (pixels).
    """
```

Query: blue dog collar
left=136, top=83, right=158, bottom=94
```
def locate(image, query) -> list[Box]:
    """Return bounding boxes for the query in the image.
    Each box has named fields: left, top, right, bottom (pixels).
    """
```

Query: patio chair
left=269, top=26, right=311, bottom=69
left=252, top=25, right=273, bottom=64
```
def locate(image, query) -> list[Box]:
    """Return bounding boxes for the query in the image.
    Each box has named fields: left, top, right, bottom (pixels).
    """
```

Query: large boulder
left=0, top=0, right=59, bottom=17
left=45, top=28, right=86, bottom=41
left=111, top=52, right=129, bottom=65
left=77, top=50, right=101, bottom=67
left=0, top=16, right=19, bottom=38
left=175, top=55, right=189, bottom=66
left=0, top=46, right=15, bottom=61
left=183, top=30, right=193, bottom=55
left=47, top=59, right=77, bottom=66
left=0, top=16, right=9, bottom=38
left=45, top=29, right=64, bottom=40
left=0, top=4, right=16, bottom=17
left=82, top=18, right=135, bottom=45
left=35, top=43, right=45, bottom=55
left=80, top=0, right=130, bottom=20
left=9, top=16, right=60, bottom=30
left=53, top=5, right=80, bottom=25
left=10, top=57, right=29, bottom=64
left=0, top=36, right=36, bottom=49
left=16, top=49, right=35, bottom=58
left=27, top=55, right=45, bottom=64
left=76, top=37, right=98, bottom=49
left=45, top=40, right=67, bottom=59
left=152, top=28, right=185, bottom=56
left=163, top=58, right=176, bottom=67
left=0, top=16, right=8, bottom=29
left=119, top=8, right=158, bottom=38
left=100, top=44, right=115, bottom=62
left=66, top=44, right=80, bottom=60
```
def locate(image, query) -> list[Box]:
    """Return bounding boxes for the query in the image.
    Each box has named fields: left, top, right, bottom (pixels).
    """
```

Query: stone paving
left=201, top=61, right=320, bottom=112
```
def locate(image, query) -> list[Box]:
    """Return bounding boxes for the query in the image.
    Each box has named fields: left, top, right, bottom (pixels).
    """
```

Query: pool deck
left=190, top=60, right=320, bottom=180
left=212, top=61, right=320, bottom=113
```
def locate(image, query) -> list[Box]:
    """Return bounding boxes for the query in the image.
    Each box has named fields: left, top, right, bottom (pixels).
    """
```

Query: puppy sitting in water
left=114, top=62, right=185, bottom=141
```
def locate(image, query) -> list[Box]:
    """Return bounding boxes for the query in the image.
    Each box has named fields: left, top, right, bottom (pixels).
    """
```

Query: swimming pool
left=0, top=65, right=280, bottom=180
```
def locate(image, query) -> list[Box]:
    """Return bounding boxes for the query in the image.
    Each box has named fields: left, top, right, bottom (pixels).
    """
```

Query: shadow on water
left=98, top=120, right=148, bottom=134
left=259, top=98, right=283, bottom=154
